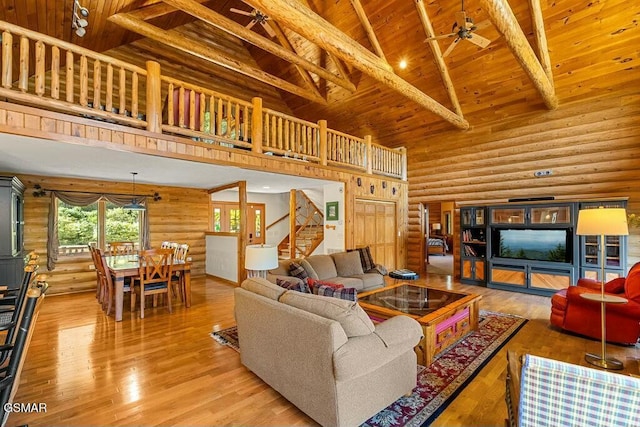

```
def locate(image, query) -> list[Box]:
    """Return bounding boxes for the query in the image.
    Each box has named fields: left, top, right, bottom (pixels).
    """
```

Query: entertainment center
left=460, top=200, right=627, bottom=296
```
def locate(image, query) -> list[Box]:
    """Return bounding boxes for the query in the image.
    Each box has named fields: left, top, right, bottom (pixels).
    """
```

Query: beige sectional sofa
left=235, top=277, right=423, bottom=427
left=268, top=251, right=385, bottom=291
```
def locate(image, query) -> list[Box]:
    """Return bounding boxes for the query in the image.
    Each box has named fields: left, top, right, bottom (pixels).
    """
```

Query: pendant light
left=123, top=172, right=145, bottom=211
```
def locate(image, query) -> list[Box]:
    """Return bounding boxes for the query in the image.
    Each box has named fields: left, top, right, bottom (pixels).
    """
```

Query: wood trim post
left=399, top=147, right=407, bottom=181
left=318, top=119, right=328, bottom=166
left=239, top=181, right=248, bottom=283
left=364, top=135, right=373, bottom=174
left=251, top=97, right=263, bottom=154
left=145, top=61, right=162, bottom=133
left=289, top=189, right=297, bottom=259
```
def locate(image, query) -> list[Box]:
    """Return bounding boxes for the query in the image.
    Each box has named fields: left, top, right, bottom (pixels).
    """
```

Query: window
left=209, top=202, right=265, bottom=243
left=57, top=199, right=141, bottom=255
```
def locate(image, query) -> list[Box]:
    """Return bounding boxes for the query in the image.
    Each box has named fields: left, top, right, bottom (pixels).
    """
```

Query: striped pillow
left=313, top=284, right=357, bottom=301
left=349, top=247, right=376, bottom=272
left=276, top=278, right=311, bottom=294
left=288, top=262, right=309, bottom=280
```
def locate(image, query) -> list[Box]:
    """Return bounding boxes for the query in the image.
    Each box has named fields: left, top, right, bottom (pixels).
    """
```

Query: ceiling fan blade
left=443, top=38, right=460, bottom=57
left=455, top=11, right=470, bottom=29
left=425, top=32, right=456, bottom=41
left=231, top=8, right=254, bottom=17
left=467, top=33, right=491, bottom=48
left=261, top=21, right=276, bottom=38
left=246, top=20, right=257, bottom=30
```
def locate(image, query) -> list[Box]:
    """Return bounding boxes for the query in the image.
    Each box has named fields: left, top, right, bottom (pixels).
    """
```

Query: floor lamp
left=245, top=244, right=278, bottom=279
left=576, top=207, right=629, bottom=370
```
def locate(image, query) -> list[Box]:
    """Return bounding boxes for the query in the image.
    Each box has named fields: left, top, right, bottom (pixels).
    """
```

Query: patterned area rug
left=210, top=310, right=527, bottom=427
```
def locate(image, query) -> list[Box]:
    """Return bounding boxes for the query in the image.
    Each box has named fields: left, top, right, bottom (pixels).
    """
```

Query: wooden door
left=354, top=200, right=396, bottom=270
left=247, top=204, right=265, bottom=245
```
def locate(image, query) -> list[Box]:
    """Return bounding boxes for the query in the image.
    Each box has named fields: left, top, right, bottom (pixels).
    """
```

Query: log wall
left=405, top=96, right=640, bottom=276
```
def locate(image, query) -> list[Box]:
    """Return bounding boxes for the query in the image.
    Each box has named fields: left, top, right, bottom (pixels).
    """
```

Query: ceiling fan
left=230, top=2, right=276, bottom=38
left=426, top=0, right=491, bottom=57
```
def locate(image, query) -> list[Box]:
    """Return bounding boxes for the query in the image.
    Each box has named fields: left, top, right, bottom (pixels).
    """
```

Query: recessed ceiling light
left=399, top=59, right=408, bottom=70
left=262, top=186, right=270, bottom=189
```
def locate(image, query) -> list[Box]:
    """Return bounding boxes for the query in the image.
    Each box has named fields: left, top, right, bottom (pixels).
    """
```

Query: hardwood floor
left=10, top=274, right=640, bottom=426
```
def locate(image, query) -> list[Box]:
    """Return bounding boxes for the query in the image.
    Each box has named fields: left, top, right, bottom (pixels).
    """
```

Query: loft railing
left=0, top=20, right=405, bottom=180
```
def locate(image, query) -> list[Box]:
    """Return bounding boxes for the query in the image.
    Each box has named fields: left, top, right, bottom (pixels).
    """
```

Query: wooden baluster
left=271, top=115, right=277, bottom=149
left=226, top=99, right=231, bottom=136
left=178, top=86, right=185, bottom=128
left=189, top=89, right=196, bottom=130
left=365, top=136, right=372, bottom=174
left=145, top=61, right=161, bottom=132
left=50, top=46, right=60, bottom=99
left=118, top=67, right=125, bottom=116
left=263, top=112, right=270, bottom=147
left=199, top=92, right=206, bottom=132
left=216, top=98, right=223, bottom=135
left=19, top=36, right=29, bottom=92
left=208, top=94, right=215, bottom=134
left=93, top=59, right=101, bottom=110
left=65, top=51, right=74, bottom=103
left=34, top=41, right=45, bottom=96
left=277, top=116, right=283, bottom=150
left=1, top=31, right=12, bottom=89
left=167, top=83, right=174, bottom=126
left=105, top=64, right=113, bottom=113
left=242, top=105, right=249, bottom=141
left=234, top=103, right=240, bottom=140
left=131, top=71, right=138, bottom=119
left=79, top=55, right=88, bottom=106
left=284, top=119, right=290, bottom=151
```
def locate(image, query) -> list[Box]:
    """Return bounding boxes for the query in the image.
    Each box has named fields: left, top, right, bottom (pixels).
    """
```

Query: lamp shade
left=245, top=244, right=278, bottom=271
left=432, top=223, right=441, bottom=231
left=576, top=207, right=629, bottom=236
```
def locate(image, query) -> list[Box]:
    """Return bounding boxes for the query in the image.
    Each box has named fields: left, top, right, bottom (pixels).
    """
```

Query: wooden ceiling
left=1, top=0, right=637, bottom=147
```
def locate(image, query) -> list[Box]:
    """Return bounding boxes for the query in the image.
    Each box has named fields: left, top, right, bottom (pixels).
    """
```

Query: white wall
left=323, top=182, right=345, bottom=254
left=206, top=235, right=238, bottom=282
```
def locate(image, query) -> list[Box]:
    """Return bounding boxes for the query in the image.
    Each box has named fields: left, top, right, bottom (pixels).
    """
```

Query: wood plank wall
left=16, top=174, right=209, bottom=295
left=405, top=95, right=640, bottom=275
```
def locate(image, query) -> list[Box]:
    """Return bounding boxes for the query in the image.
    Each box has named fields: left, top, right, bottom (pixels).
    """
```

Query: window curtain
left=47, top=191, right=150, bottom=270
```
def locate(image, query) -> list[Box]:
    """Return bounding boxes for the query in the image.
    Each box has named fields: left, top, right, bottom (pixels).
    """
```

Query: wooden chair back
left=174, top=244, right=190, bottom=262
left=136, top=248, right=174, bottom=318
left=108, top=241, right=136, bottom=256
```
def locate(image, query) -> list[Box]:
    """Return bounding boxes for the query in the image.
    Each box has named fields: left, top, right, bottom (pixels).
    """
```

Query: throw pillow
left=348, top=247, right=375, bottom=272
left=307, top=277, right=344, bottom=291
left=276, top=278, right=311, bottom=294
left=288, top=261, right=308, bottom=280
left=314, top=284, right=357, bottom=301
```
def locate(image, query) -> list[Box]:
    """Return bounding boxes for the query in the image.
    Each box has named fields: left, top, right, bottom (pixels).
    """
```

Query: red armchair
left=550, top=262, right=640, bottom=345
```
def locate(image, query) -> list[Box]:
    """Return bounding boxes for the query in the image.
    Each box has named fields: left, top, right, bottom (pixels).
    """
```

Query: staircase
left=277, top=190, right=324, bottom=259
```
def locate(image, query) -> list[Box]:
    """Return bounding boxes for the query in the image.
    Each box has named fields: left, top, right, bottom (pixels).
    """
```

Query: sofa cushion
left=289, top=261, right=309, bottom=280
left=349, top=272, right=385, bottom=289
left=348, top=246, right=375, bottom=272
left=314, top=284, right=357, bottom=301
left=325, top=276, right=365, bottom=291
left=276, top=278, right=311, bottom=294
left=269, top=259, right=293, bottom=277
left=332, top=251, right=365, bottom=277
left=300, top=259, right=319, bottom=280
left=279, top=291, right=375, bottom=337
left=241, top=277, right=286, bottom=300
left=304, top=255, right=338, bottom=280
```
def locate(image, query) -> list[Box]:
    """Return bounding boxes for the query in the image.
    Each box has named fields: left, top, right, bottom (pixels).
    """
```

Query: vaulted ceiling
left=1, top=0, right=637, bottom=147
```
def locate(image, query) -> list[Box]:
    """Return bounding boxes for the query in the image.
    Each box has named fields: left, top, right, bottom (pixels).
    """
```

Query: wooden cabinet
left=0, top=176, right=25, bottom=289
left=578, top=201, right=627, bottom=282
left=460, top=207, right=486, bottom=285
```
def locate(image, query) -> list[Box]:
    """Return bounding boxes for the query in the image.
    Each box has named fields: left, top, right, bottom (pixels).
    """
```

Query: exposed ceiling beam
left=162, top=0, right=356, bottom=92
left=267, top=21, right=324, bottom=99
left=528, top=0, right=554, bottom=84
left=415, top=0, right=463, bottom=117
left=108, top=12, right=326, bottom=104
left=249, top=0, right=469, bottom=130
left=129, top=0, right=209, bottom=20
left=348, top=0, right=389, bottom=65
left=478, top=0, right=558, bottom=109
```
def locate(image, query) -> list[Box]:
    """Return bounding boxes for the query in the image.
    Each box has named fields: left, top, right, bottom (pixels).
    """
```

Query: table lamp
left=432, top=223, right=441, bottom=234
left=576, top=207, right=629, bottom=369
left=245, top=244, right=278, bottom=279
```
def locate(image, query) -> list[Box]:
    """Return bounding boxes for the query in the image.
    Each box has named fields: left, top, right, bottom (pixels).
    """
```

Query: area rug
left=210, top=310, right=527, bottom=426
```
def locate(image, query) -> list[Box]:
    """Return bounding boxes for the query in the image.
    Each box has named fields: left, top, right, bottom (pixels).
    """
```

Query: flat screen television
left=492, top=228, right=571, bottom=263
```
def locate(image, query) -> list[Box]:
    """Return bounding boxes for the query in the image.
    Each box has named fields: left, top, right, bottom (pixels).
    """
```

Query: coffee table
left=358, top=283, right=482, bottom=366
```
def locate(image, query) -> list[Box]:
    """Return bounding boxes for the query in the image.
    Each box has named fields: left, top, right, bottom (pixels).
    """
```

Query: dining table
left=106, top=254, right=192, bottom=321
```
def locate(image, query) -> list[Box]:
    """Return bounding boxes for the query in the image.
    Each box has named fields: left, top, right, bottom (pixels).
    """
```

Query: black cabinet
left=460, top=207, right=487, bottom=285
left=0, top=176, right=25, bottom=289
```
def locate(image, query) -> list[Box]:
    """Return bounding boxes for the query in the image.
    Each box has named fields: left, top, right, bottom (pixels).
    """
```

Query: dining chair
left=171, top=243, right=190, bottom=301
left=134, top=248, right=174, bottom=319
left=107, top=241, right=136, bottom=256
left=88, top=245, right=103, bottom=300
left=161, top=241, right=177, bottom=250
left=96, top=249, right=135, bottom=316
